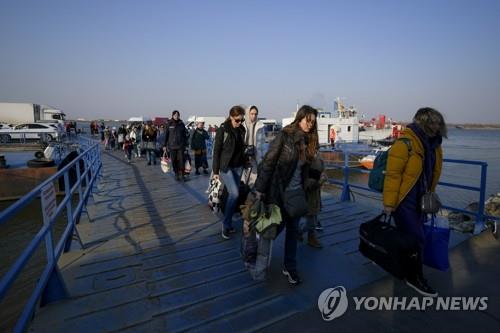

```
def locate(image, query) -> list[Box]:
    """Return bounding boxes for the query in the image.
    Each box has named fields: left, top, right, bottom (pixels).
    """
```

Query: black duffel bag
left=359, top=213, right=420, bottom=280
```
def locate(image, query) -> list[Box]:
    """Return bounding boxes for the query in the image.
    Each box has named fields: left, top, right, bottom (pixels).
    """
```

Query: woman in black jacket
left=212, top=105, right=246, bottom=239
left=190, top=119, right=210, bottom=175
left=255, top=105, right=319, bottom=285
left=142, top=124, right=157, bottom=165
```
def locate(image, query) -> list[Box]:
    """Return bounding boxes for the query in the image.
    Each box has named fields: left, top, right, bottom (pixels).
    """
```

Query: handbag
left=423, top=215, right=450, bottom=271
left=421, top=191, right=442, bottom=214
left=420, top=172, right=442, bottom=214
left=283, top=187, right=308, bottom=218
left=160, top=152, right=170, bottom=173
left=207, top=178, right=224, bottom=213
left=359, top=213, right=420, bottom=279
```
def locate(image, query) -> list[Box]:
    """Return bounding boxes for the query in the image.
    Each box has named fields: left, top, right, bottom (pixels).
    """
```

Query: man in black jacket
left=164, top=110, right=188, bottom=181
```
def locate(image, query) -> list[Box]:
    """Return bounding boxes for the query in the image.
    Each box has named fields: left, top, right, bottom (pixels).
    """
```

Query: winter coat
left=304, top=156, right=326, bottom=215
left=383, top=127, right=443, bottom=208
left=142, top=127, right=157, bottom=143
left=254, top=125, right=307, bottom=206
left=164, top=119, right=188, bottom=150
left=212, top=119, right=246, bottom=175
left=190, top=128, right=210, bottom=150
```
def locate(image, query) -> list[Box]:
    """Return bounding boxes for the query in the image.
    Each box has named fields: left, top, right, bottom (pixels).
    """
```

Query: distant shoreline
left=451, top=124, right=500, bottom=130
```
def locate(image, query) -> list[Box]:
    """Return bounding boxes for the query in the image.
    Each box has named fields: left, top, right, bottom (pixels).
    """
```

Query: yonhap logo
left=317, top=286, right=348, bottom=321
left=317, top=287, right=488, bottom=322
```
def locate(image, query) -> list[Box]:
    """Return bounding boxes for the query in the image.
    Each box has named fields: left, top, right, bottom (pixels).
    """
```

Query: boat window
left=348, top=126, right=351, bottom=132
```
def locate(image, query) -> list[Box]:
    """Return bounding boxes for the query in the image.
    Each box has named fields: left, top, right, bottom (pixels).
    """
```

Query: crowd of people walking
left=93, top=104, right=448, bottom=295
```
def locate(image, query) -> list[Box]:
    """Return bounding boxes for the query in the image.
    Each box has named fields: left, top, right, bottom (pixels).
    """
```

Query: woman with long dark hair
left=212, top=105, right=246, bottom=239
left=255, top=105, right=319, bottom=285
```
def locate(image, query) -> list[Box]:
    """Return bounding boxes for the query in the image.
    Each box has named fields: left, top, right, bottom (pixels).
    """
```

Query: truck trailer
left=0, top=102, right=66, bottom=125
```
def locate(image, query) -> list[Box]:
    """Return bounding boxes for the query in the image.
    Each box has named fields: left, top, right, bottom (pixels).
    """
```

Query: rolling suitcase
left=359, top=213, right=419, bottom=279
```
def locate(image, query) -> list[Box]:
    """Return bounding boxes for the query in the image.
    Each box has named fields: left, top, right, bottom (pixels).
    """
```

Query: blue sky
left=0, top=0, right=499, bottom=123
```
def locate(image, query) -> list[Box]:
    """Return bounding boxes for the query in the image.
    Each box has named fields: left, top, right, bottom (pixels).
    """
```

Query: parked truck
left=0, top=102, right=66, bottom=125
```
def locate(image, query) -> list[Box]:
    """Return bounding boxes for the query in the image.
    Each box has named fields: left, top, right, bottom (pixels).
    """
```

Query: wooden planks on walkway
left=27, top=150, right=406, bottom=332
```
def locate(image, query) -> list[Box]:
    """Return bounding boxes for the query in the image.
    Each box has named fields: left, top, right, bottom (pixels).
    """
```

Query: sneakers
left=405, top=277, right=438, bottom=297
left=221, top=227, right=231, bottom=240
left=195, top=169, right=201, bottom=175
left=282, top=268, right=302, bottom=285
left=221, top=227, right=236, bottom=239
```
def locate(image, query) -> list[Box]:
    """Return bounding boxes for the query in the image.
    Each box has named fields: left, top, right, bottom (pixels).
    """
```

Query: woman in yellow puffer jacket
left=383, top=107, right=447, bottom=297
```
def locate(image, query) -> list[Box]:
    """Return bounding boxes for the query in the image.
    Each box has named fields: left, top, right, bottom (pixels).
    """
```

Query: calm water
left=331, top=128, right=500, bottom=209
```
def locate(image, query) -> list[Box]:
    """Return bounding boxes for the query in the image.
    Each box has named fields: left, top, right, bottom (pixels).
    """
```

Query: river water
left=325, top=128, right=500, bottom=210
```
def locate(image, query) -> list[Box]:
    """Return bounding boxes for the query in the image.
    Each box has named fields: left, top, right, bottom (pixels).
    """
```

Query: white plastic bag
left=160, top=152, right=170, bottom=173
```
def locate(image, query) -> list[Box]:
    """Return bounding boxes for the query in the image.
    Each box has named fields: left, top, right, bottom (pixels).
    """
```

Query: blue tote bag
left=423, top=215, right=450, bottom=271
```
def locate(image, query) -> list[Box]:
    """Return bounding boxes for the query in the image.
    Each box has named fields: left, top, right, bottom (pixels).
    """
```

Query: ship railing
left=0, top=141, right=102, bottom=333
left=328, top=149, right=499, bottom=234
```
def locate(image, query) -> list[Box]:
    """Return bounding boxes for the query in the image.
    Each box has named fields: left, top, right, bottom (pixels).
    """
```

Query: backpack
left=368, top=138, right=412, bottom=192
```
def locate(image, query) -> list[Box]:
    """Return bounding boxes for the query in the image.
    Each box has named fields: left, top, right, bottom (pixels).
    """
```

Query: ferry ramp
left=28, top=149, right=499, bottom=332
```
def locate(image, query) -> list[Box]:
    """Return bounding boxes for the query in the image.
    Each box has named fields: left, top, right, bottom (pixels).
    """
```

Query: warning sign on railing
left=41, top=183, right=57, bottom=223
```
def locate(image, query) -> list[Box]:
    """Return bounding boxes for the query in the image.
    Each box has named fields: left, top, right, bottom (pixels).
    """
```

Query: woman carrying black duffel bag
left=255, top=105, right=319, bottom=286
left=383, top=107, right=447, bottom=297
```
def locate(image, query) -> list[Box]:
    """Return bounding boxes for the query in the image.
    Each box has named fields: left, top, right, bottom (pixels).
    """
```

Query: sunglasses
left=233, top=118, right=244, bottom=123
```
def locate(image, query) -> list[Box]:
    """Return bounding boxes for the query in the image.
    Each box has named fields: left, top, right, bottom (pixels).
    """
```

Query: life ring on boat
left=27, top=158, right=55, bottom=168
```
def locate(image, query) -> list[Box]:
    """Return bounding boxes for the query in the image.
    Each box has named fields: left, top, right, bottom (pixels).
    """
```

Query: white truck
left=0, top=102, right=66, bottom=125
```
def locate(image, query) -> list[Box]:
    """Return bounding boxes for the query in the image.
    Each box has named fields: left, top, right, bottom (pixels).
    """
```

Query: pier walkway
left=28, top=149, right=500, bottom=332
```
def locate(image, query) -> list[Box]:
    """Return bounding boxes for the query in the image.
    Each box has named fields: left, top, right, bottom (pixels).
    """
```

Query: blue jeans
left=220, top=167, right=242, bottom=230
left=146, top=149, right=156, bottom=164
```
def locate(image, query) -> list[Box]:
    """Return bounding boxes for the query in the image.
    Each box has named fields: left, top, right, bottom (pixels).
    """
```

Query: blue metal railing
left=0, top=138, right=102, bottom=333
left=327, top=148, right=500, bottom=233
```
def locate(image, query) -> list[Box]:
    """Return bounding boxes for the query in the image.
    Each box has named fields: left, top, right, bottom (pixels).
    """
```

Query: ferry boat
left=282, top=98, right=395, bottom=145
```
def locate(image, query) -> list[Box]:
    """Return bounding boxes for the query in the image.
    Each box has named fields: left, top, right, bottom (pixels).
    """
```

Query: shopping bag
left=207, top=178, right=224, bottom=213
left=423, top=215, right=450, bottom=271
left=160, top=152, right=171, bottom=174
left=184, top=152, right=192, bottom=174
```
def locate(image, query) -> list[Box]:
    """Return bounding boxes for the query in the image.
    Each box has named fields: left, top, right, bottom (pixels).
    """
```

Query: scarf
left=407, top=123, right=442, bottom=190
